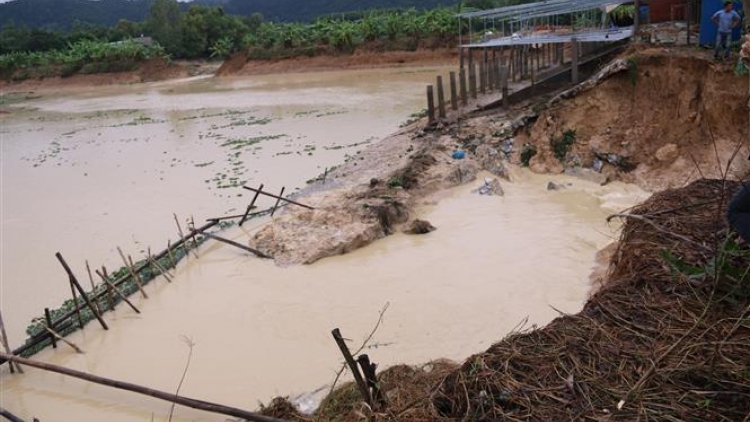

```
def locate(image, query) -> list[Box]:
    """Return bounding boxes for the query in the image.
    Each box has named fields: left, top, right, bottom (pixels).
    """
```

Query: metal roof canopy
left=457, top=0, right=631, bottom=21
left=460, top=27, right=633, bottom=47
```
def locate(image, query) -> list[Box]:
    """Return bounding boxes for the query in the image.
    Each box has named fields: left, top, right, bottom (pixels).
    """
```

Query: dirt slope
left=520, top=48, right=750, bottom=191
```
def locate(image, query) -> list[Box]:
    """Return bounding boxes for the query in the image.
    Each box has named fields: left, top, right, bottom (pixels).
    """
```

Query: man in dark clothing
left=728, top=176, right=750, bottom=243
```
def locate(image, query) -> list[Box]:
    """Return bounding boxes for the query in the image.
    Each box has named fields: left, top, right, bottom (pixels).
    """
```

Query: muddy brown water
left=1, top=67, right=648, bottom=421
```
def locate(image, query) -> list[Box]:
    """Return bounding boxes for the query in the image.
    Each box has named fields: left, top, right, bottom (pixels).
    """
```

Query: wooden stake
left=271, top=187, right=286, bottom=217
left=189, top=216, right=200, bottom=252
left=116, top=247, right=148, bottom=299
left=357, top=354, right=387, bottom=409
left=239, top=184, right=264, bottom=227
left=44, top=308, right=57, bottom=349
left=42, top=325, right=84, bottom=354
left=436, top=75, right=446, bottom=119
left=95, top=269, right=141, bottom=314
left=67, top=274, right=84, bottom=329
left=426, top=85, right=435, bottom=123
left=85, top=260, right=102, bottom=316
left=331, top=328, right=372, bottom=407
left=571, top=38, right=580, bottom=84
left=0, top=352, right=290, bottom=422
left=173, top=214, right=190, bottom=257
left=147, top=254, right=173, bottom=283
left=167, top=240, right=176, bottom=268
left=201, top=232, right=271, bottom=259
left=55, top=253, right=108, bottom=331
left=449, top=71, right=458, bottom=111
left=469, top=63, right=477, bottom=99
left=0, top=310, right=22, bottom=373
left=478, top=61, right=486, bottom=94
left=101, top=266, right=115, bottom=311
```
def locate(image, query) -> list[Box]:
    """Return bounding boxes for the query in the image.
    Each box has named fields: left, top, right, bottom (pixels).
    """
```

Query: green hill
left=0, top=0, right=461, bottom=30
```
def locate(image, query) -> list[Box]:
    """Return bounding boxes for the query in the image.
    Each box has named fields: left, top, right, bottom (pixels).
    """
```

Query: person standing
left=713, top=1, right=742, bottom=61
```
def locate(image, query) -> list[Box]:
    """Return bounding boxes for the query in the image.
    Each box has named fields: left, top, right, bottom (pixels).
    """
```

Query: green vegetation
left=0, top=38, right=166, bottom=80
left=520, top=143, right=537, bottom=166
left=243, top=7, right=459, bottom=55
left=551, top=129, right=576, bottom=162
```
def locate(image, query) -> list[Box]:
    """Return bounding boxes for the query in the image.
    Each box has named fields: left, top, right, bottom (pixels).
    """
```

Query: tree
left=146, top=0, right=182, bottom=55
left=464, top=0, right=496, bottom=10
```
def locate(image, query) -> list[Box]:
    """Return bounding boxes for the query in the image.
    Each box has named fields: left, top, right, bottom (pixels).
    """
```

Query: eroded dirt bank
left=521, top=48, right=750, bottom=191
left=217, top=48, right=458, bottom=76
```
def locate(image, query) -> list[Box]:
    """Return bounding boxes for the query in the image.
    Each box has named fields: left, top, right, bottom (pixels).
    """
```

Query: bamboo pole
left=95, top=269, right=141, bottom=314
left=0, top=310, right=22, bottom=373
left=0, top=407, right=25, bottom=422
left=239, top=183, right=264, bottom=227
left=241, top=186, right=314, bottom=210
left=117, top=247, right=148, bottom=299
left=147, top=251, right=173, bottom=283
left=101, top=266, right=115, bottom=311
left=0, top=352, right=291, bottom=422
left=56, top=253, right=108, bottom=330
left=167, top=240, right=176, bottom=268
left=85, top=260, right=102, bottom=316
left=201, top=232, right=271, bottom=259
left=173, top=213, right=188, bottom=250
left=271, top=187, right=286, bottom=217
left=42, top=325, right=84, bottom=354
left=189, top=216, right=200, bottom=253
left=67, top=274, right=84, bottom=329
left=44, top=308, right=57, bottom=349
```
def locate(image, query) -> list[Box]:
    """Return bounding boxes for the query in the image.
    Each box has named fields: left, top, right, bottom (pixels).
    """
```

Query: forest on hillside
left=0, top=0, right=480, bottom=29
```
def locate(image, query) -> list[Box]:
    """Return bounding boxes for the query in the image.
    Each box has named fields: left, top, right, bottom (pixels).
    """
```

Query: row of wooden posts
left=425, top=38, right=601, bottom=122
left=0, top=184, right=314, bottom=368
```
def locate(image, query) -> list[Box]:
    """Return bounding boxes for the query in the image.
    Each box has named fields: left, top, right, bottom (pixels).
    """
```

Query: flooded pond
left=1, top=66, right=447, bottom=344
left=1, top=67, right=649, bottom=421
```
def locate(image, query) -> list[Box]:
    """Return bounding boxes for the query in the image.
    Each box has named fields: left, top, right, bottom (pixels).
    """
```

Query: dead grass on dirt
left=260, top=360, right=459, bottom=422
left=433, top=179, right=750, bottom=421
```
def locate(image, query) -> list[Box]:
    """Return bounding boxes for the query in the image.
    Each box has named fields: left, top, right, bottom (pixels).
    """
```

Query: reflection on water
left=1, top=163, right=649, bottom=421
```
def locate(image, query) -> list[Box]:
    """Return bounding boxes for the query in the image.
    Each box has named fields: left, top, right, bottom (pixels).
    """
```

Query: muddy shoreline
left=0, top=49, right=457, bottom=93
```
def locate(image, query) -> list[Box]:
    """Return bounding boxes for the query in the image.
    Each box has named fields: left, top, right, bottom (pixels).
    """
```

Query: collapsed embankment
left=519, top=48, right=750, bottom=191
left=247, top=48, right=750, bottom=421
